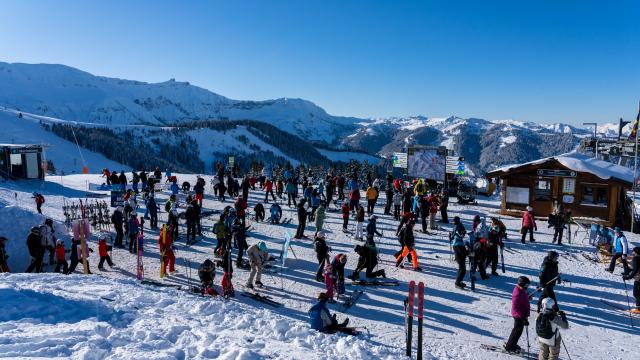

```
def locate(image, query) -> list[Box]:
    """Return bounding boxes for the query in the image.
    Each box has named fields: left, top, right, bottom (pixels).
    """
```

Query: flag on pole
left=628, top=101, right=640, bottom=140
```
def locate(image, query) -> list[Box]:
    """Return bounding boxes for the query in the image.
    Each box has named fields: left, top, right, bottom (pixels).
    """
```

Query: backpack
left=536, top=313, right=556, bottom=339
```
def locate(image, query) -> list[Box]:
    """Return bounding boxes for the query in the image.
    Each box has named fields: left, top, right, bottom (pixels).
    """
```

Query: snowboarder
left=521, top=206, right=537, bottom=243
left=622, top=246, right=640, bottom=312
left=97, top=234, right=115, bottom=271
left=314, top=232, right=330, bottom=281
left=504, top=276, right=531, bottom=353
left=25, top=227, right=44, bottom=273
left=450, top=216, right=468, bottom=288
left=159, top=224, right=176, bottom=274
left=198, top=259, right=218, bottom=296
left=536, top=298, right=569, bottom=360
left=246, top=241, right=269, bottom=289
left=53, top=238, right=68, bottom=274
left=0, top=236, right=9, bottom=273
left=254, top=203, right=265, bottom=222
left=607, top=227, right=630, bottom=274
left=538, top=251, right=561, bottom=313
left=309, top=292, right=350, bottom=333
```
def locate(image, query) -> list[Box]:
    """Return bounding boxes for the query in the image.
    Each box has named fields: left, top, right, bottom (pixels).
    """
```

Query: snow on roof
left=488, top=151, right=634, bottom=184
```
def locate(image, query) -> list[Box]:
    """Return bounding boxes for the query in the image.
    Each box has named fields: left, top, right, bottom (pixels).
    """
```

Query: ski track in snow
left=1, top=173, right=639, bottom=359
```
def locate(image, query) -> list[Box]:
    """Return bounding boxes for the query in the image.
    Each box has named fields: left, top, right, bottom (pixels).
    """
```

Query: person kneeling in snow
left=349, top=244, right=385, bottom=281
left=269, top=203, right=282, bottom=224
left=309, top=292, right=350, bottom=333
left=198, top=259, right=218, bottom=296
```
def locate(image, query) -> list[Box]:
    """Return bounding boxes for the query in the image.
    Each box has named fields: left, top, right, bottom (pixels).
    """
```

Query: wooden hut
left=485, top=152, right=633, bottom=227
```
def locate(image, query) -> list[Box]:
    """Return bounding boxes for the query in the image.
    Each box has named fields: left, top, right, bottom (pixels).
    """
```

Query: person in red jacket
left=159, top=224, right=176, bottom=273
left=521, top=206, right=537, bottom=243
left=504, top=276, right=531, bottom=353
left=341, top=201, right=350, bottom=232
left=54, top=239, right=68, bottom=274
left=97, top=234, right=115, bottom=270
left=34, top=193, right=45, bottom=214
left=263, top=179, right=276, bottom=203
left=235, top=196, right=248, bottom=226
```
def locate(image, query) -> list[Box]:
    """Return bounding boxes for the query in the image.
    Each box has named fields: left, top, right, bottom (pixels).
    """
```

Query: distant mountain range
left=0, top=62, right=628, bottom=174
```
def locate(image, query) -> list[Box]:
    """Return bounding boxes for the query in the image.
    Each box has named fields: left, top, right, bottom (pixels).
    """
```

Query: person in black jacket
left=365, top=215, right=382, bottom=246
left=25, top=227, right=44, bottom=273
left=486, top=217, right=505, bottom=276
left=349, top=244, right=385, bottom=280
left=538, top=251, right=561, bottom=312
left=623, top=247, right=640, bottom=311
left=439, top=190, right=449, bottom=223
left=198, top=259, right=218, bottom=296
left=314, top=232, right=330, bottom=281
left=118, top=171, right=127, bottom=192
left=147, top=196, right=158, bottom=229
left=0, top=236, right=9, bottom=272
left=232, top=220, right=251, bottom=267
left=111, top=207, right=124, bottom=248
left=185, top=202, right=198, bottom=244
left=419, top=196, right=430, bottom=233
left=450, top=216, right=468, bottom=289
left=254, top=203, right=265, bottom=222
left=295, top=199, right=308, bottom=239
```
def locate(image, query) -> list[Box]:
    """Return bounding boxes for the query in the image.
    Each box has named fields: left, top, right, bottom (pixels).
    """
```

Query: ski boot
left=455, top=282, right=467, bottom=290
left=255, top=281, right=263, bottom=288
left=246, top=283, right=254, bottom=289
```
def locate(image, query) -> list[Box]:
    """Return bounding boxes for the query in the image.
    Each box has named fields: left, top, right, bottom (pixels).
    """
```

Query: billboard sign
left=407, top=147, right=445, bottom=180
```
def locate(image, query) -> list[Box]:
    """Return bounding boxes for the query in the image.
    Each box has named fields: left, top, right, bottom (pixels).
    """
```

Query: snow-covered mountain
left=0, top=61, right=629, bottom=174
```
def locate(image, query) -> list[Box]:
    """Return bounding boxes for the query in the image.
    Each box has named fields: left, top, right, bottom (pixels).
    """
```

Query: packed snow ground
left=1, top=174, right=639, bottom=359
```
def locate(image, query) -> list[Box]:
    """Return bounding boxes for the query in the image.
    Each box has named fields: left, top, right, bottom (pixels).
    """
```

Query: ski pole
left=623, top=278, right=635, bottom=328
left=561, top=338, right=572, bottom=360
left=525, top=324, right=530, bottom=360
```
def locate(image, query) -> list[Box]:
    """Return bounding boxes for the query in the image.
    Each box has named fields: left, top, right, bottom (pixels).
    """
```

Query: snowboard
left=340, top=289, right=364, bottom=312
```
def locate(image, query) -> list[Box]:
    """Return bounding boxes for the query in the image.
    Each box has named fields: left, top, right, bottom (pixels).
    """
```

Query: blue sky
left=1, top=0, right=638, bottom=125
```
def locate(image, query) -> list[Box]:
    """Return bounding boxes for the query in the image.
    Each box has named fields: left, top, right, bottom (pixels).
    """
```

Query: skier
left=0, top=236, right=9, bottom=273
left=365, top=215, right=382, bottom=246
left=110, top=171, right=119, bottom=187
left=314, top=232, right=330, bottom=282
left=538, top=251, right=561, bottom=313
left=504, top=276, right=531, bottom=353
left=233, top=219, right=250, bottom=267
left=198, top=259, right=218, bottom=296
left=34, top=193, right=45, bottom=214
left=132, top=171, right=140, bottom=193
left=118, top=171, right=127, bottom=192
left=147, top=195, right=158, bottom=229
left=551, top=209, right=566, bottom=245
left=392, top=190, right=402, bottom=221
left=97, top=234, right=115, bottom=271
left=341, top=201, right=350, bottom=232
left=246, top=241, right=269, bottom=289
left=536, top=298, right=569, bottom=360
left=295, top=199, right=307, bottom=239
left=194, top=177, right=205, bottom=207
left=39, top=218, right=56, bottom=266
left=25, top=227, right=44, bottom=273
left=309, top=292, right=350, bottom=333
left=419, top=195, right=429, bottom=233
left=220, top=247, right=235, bottom=297
left=127, top=213, right=141, bottom=254
left=622, top=246, right=640, bottom=313
left=607, top=227, right=630, bottom=274
left=185, top=201, right=198, bottom=244
left=521, top=206, right=537, bottom=243
left=450, top=216, right=468, bottom=289
left=53, top=238, right=68, bottom=274
left=285, top=180, right=297, bottom=207
left=111, top=207, right=126, bottom=248
left=254, top=203, right=265, bottom=222
left=269, top=203, right=282, bottom=224
left=486, top=217, right=506, bottom=276
left=348, top=188, right=360, bottom=215
left=331, top=254, right=348, bottom=297
left=309, top=188, right=320, bottom=222
left=349, top=244, right=385, bottom=280
left=159, top=224, right=176, bottom=274
left=365, top=185, right=377, bottom=215
left=213, top=216, right=227, bottom=253
left=395, top=220, right=420, bottom=271
left=427, top=192, right=439, bottom=230
left=314, top=202, right=326, bottom=236
left=168, top=203, right=180, bottom=241
left=262, top=178, right=275, bottom=203
left=355, top=204, right=365, bottom=241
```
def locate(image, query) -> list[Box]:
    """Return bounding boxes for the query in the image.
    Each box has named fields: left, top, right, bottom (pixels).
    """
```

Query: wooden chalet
left=485, top=152, right=633, bottom=227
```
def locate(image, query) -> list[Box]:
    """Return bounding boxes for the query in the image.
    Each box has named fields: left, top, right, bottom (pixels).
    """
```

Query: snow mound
left=0, top=274, right=402, bottom=360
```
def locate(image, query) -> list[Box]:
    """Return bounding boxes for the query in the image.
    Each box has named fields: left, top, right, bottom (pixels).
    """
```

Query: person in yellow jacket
left=414, top=179, right=427, bottom=196
left=365, top=186, right=378, bottom=215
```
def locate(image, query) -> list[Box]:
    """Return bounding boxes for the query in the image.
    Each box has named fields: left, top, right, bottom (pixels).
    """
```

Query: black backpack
left=536, top=313, right=556, bottom=339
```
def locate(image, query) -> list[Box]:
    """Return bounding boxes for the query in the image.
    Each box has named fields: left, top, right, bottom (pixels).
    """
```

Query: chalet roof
left=486, top=151, right=634, bottom=185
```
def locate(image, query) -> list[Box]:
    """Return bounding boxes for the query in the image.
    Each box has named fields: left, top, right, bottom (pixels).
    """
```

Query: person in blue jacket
left=308, top=292, right=349, bottom=333
left=607, top=227, right=630, bottom=274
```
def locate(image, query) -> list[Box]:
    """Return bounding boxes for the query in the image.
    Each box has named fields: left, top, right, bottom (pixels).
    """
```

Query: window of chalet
left=534, top=178, right=552, bottom=201
left=582, top=184, right=607, bottom=206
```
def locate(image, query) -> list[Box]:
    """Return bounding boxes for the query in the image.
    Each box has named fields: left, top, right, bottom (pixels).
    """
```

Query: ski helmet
left=541, top=297, right=556, bottom=312
left=30, top=226, right=40, bottom=235
left=547, top=250, right=559, bottom=261
left=258, top=241, right=267, bottom=252
left=317, top=231, right=326, bottom=240
left=473, top=215, right=481, bottom=223
left=517, top=276, right=530, bottom=287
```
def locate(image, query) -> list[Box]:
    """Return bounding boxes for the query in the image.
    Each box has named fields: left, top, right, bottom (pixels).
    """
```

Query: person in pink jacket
left=504, top=276, right=531, bottom=353
left=520, top=206, right=537, bottom=243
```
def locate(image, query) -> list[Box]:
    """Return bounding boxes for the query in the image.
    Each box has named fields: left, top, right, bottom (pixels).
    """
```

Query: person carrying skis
left=521, top=206, right=537, bottom=243
left=622, top=246, right=640, bottom=313
left=53, top=238, right=68, bottom=274
left=450, top=216, right=468, bottom=289
left=295, top=199, right=308, bottom=239
left=127, top=214, right=141, bottom=254
left=538, top=251, right=561, bottom=313
left=25, top=227, right=44, bottom=273
left=34, top=193, right=45, bottom=214
left=607, top=227, right=630, bottom=274
left=309, top=292, right=350, bottom=334
left=314, top=202, right=326, bottom=236
left=365, top=215, right=382, bottom=246
left=486, top=217, right=505, bottom=276
left=97, top=234, right=115, bottom=271
left=0, top=236, right=9, bottom=273
left=159, top=224, right=176, bottom=274
left=246, top=241, right=269, bottom=289
left=331, top=254, right=348, bottom=296
left=354, top=204, right=365, bottom=241
left=254, top=203, right=265, bottom=222
left=395, top=220, right=420, bottom=271
left=269, top=203, right=282, bottom=224
left=350, top=243, right=385, bottom=280
left=536, top=298, right=569, bottom=360
left=147, top=195, right=158, bottom=229
left=198, top=259, right=218, bottom=296
left=313, top=231, right=331, bottom=281
left=504, top=276, right=531, bottom=353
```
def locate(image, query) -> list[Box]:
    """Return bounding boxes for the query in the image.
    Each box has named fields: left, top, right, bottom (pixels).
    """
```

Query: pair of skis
left=406, top=281, right=425, bottom=359
left=241, top=291, right=283, bottom=307
left=348, top=280, right=399, bottom=286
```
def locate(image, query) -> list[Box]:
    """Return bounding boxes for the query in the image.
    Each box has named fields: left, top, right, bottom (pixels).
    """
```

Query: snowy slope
left=2, top=173, right=639, bottom=359
left=0, top=108, right=129, bottom=174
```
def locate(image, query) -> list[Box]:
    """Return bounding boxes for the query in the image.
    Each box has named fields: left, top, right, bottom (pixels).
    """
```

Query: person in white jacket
left=536, top=298, right=569, bottom=360
left=246, top=241, right=269, bottom=289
